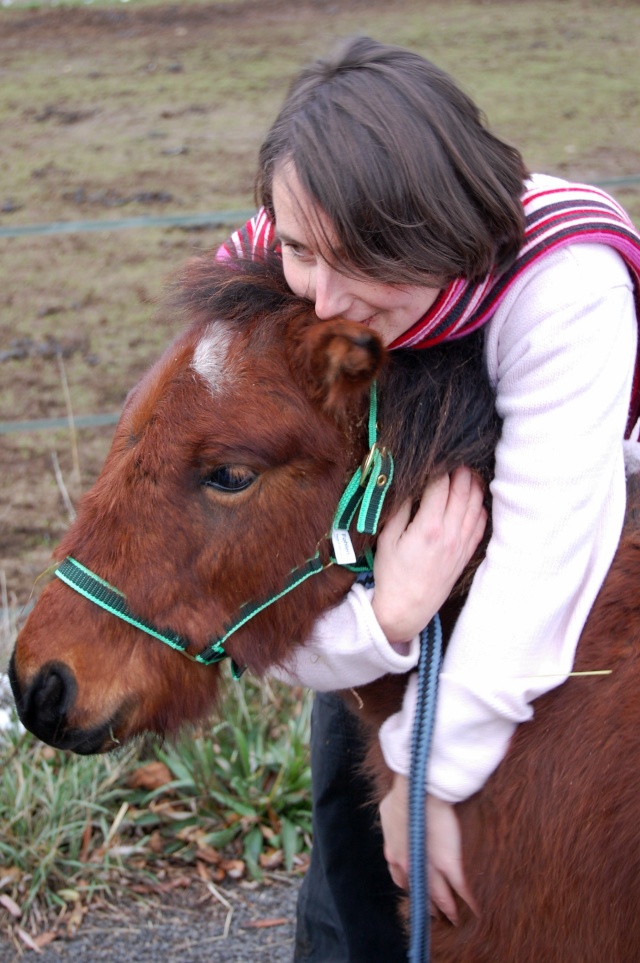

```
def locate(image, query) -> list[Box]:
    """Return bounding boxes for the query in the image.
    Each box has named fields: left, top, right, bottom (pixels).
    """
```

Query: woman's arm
left=379, top=242, right=636, bottom=913
left=272, top=470, right=486, bottom=690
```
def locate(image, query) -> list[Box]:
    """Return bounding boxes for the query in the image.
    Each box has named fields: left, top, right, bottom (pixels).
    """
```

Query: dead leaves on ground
left=1, top=886, right=88, bottom=954
left=0, top=757, right=309, bottom=951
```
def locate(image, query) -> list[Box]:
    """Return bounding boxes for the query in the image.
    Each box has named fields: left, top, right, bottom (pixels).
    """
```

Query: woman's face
left=272, top=164, right=441, bottom=346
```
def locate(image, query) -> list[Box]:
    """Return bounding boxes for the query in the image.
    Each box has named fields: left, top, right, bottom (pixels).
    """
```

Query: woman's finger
left=430, top=868, right=459, bottom=926
left=379, top=496, right=413, bottom=543
left=410, top=474, right=451, bottom=533
left=388, top=862, right=408, bottom=891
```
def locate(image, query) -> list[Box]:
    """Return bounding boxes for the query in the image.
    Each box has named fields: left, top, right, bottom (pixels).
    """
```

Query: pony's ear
left=288, top=317, right=386, bottom=414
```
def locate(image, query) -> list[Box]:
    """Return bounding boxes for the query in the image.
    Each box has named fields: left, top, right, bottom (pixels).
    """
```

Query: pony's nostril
left=34, top=669, right=66, bottom=719
left=18, top=661, right=78, bottom=735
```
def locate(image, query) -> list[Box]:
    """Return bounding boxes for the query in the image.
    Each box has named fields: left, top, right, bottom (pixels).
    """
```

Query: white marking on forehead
left=191, top=322, right=235, bottom=391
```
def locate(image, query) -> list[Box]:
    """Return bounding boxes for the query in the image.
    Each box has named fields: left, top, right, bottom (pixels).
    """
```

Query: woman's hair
left=256, top=36, right=528, bottom=285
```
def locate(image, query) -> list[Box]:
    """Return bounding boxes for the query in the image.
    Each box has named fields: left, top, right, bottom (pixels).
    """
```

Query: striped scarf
left=222, top=182, right=640, bottom=433
left=390, top=182, right=640, bottom=350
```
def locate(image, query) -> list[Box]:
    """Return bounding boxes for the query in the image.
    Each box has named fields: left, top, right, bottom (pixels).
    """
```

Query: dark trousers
left=294, top=692, right=408, bottom=962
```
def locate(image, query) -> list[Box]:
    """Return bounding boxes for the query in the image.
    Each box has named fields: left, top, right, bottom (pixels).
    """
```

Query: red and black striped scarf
left=390, top=182, right=640, bottom=349
left=389, top=182, right=640, bottom=436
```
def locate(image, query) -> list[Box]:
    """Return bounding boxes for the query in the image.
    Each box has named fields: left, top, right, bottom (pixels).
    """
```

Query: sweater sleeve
left=271, top=582, right=421, bottom=690
left=379, top=242, right=637, bottom=802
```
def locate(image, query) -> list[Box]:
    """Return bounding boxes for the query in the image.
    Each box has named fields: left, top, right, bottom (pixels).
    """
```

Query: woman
left=220, top=36, right=640, bottom=960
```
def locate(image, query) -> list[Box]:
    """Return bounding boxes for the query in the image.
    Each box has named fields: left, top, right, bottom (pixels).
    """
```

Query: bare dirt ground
left=0, top=875, right=301, bottom=962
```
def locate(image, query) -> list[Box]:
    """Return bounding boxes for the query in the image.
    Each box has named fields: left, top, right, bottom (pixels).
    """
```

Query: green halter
left=54, top=382, right=394, bottom=679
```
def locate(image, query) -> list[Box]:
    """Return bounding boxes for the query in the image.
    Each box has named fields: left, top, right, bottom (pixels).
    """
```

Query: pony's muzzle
left=8, top=656, right=111, bottom=754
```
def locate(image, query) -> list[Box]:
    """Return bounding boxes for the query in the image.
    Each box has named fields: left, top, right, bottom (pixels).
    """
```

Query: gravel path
left=0, top=876, right=301, bottom=962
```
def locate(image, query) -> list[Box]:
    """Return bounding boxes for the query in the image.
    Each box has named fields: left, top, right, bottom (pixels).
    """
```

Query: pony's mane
left=171, top=254, right=305, bottom=337
left=380, top=336, right=500, bottom=510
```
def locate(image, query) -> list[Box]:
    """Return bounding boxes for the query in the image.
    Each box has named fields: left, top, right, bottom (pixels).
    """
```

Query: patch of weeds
left=0, top=713, right=142, bottom=921
left=128, top=678, right=312, bottom=881
left=0, top=644, right=312, bottom=930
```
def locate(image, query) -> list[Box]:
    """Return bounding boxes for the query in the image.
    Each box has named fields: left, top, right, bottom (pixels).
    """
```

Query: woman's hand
left=371, top=467, right=487, bottom=644
left=379, top=774, right=478, bottom=924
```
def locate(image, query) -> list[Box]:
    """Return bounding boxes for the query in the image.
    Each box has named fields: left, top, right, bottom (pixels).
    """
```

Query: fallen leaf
left=220, top=858, right=245, bottom=880
left=127, top=761, right=173, bottom=791
left=195, top=844, right=221, bottom=865
left=149, top=802, right=193, bottom=820
left=17, top=928, right=42, bottom=953
left=293, top=852, right=310, bottom=871
left=33, top=931, right=58, bottom=949
left=129, top=884, right=156, bottom=895
left=0, top=867, right=22, bottom=889
left=242, top=917, right=289, bottom=929
left=58, top=889, right=81, bottom=903
left=66, top=901, right=84, bottom=937
left=131, top=875, right=192, bottom=897
left=160, top=875, right=191, bottom=892
left=80, top=815, right=93, bottom=862
left=177, top=824, right=202, bottom=843
left=259, top=848, right=284, bottom=870
left=148, top=830, right=164, bottom=854
left=0, top=894, right=21, bottom=918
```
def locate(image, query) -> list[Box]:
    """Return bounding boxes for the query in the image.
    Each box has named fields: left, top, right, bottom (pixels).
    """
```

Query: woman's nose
left=312, top=261, right=353, bottom=320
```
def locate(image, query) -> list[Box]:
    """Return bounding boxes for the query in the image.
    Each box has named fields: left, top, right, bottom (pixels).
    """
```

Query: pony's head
left=9, top=257, right=385, bottom=752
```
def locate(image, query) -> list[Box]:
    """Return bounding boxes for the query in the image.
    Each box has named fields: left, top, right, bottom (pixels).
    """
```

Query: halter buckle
left=359, top=444, right=379, bottom=486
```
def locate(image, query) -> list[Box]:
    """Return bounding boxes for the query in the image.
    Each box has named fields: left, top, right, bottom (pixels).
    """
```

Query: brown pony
left=10, top=256, right=640, bottom=961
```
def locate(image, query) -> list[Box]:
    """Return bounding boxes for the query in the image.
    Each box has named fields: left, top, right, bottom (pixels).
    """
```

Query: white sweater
left=276, top=210, right=637, bottom=802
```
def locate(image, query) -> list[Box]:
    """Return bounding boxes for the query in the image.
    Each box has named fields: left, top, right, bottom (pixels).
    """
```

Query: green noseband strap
left=55, top=555, right=247, bottom=678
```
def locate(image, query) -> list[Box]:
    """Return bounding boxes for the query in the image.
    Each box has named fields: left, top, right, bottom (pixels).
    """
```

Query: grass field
left=1, top=0, right=639, bottom=937
left=2, top=0, right=639, bottom=605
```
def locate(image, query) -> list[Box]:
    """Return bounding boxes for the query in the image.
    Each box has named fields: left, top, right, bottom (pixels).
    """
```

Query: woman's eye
left=283, top=242, right=312, bottom=262
left=203, top=466, right=258, bottom=493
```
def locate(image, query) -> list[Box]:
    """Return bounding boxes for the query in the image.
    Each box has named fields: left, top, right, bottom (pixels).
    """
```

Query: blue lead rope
left=408, top=613, right=443, bottom=963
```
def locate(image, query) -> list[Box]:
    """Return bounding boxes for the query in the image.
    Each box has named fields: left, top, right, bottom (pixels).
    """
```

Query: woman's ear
left=288, top=317, right=386, bottom=415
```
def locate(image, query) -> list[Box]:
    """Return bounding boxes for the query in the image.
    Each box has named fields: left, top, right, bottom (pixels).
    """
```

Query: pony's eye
left=203, top=466, right=258, bottom=493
